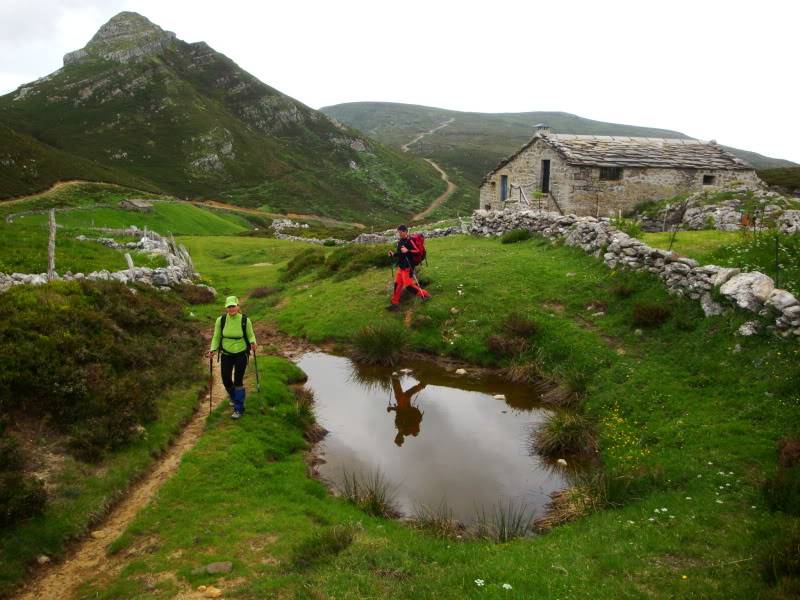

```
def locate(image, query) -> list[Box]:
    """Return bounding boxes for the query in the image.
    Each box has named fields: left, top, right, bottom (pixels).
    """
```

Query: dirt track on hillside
left=12, top=361, right=229, bottom=600
left=400, top=119, right=458, bottom=220
left=412, top=159, right=458, bottom=221
left=191, top=200, right=366, bottom=229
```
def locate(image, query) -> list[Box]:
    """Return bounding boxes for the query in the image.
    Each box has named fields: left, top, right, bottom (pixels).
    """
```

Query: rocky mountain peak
left=63, top=11, right=177, bottom=66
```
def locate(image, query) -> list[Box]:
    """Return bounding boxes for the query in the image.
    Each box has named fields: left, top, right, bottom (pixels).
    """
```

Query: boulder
left=720, top=272, right=775, bottom=312
left=766, top=289, right=799, bottom=312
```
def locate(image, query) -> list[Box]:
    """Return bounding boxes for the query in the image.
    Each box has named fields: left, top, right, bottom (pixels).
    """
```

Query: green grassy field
left=68, top=233, right=800, bottom=599
left=0, top=186, right=255, bottom=274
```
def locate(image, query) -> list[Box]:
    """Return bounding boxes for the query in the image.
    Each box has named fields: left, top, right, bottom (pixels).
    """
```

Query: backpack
left=219, top=313, right=249, bottom=355
left=408, top=233, right=427, bottom=266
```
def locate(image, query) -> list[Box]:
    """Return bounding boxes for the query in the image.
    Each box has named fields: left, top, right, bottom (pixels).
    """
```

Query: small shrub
left=779, top=438, right=800, bottom=468
left=501, top=229, right=532, bottom=244
left=0, top=433, right=47, bottom=528
left=472, top=500, right=535, bottom=542
left=352, top=323, right=408, bottom=367
left=249, top=286, right=278, bottom=299
left=323, top=245, right=393, bottom=280
left=611, top=217, right=643, bottom=238
left=501, top=312, right=538, bottom=338
left=291, top=523, right=357, bottom=570
left=532, top=412, right=595, bottom=457
left=280, top=248, right=325, bottom=282
left=609, top=271, right=640, bottom=298
left=632, top=301, right=672, bottom=327
left=173, top=283, right=216, bottom=305
left=339, top=469, right=399, bottom=517
left=323, top=239, right=337, bottom=247
left=0, top=281, right=201, bottom=462
left=760, top=529, right=800, bottom=586
left=486, top=334, right=529, bottom=358
left=763, top=465, right=800, bottom=516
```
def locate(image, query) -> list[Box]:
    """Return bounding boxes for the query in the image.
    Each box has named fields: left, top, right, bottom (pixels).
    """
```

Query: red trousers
left=391, top=268, right=430, bottom=305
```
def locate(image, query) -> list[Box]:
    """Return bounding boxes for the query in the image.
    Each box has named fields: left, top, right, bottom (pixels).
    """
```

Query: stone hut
left=119, top=198, right=153, bottom=212
left=479, top=125, right=762, bottom=216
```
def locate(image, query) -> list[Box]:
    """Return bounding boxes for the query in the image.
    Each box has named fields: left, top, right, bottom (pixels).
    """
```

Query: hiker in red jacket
left=387, top=225, right=430, bottom=311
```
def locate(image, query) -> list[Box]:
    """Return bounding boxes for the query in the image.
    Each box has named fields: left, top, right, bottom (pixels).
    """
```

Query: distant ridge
left=321, top=102, right=796, bottom=187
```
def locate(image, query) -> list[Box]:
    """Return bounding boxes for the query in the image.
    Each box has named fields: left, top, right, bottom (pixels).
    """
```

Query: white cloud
left=0, top=0, right=798, bottom=161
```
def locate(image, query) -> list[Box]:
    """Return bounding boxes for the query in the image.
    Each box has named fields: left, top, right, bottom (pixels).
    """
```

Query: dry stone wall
left=0, top=226, right=214, bottom=296
left=470, top=209, right=800, bottom=338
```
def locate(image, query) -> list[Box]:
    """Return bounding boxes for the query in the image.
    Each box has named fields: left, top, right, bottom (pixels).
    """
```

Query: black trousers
left=220, top=351, right=248, bottom=394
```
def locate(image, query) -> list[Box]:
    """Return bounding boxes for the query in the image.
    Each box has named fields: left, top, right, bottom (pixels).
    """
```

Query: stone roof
left=484, top=133, right=753, bottom=182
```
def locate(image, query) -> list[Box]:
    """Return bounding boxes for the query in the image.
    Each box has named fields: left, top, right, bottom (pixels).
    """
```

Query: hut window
left=500, top=175, right=509, bottom=201
left=599, top=167, right=622, bottom=181
left=703, top=174, right=716, bottom=185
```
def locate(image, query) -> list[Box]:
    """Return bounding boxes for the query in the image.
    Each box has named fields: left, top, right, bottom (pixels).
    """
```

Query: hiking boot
left=231, top=411, right=242, bottom=420
left=386, top=304, right=400, bottom=312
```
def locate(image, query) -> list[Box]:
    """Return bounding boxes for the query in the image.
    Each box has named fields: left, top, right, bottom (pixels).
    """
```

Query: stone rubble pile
left=0, top=226, right=214, bottom=297
left=471, top=208, right=800, bottom=338
left=637, top=187, right=800, bottom=233
left=270, top=218, right=309, bottom=230
left=353, top=223, right=466, bottom=245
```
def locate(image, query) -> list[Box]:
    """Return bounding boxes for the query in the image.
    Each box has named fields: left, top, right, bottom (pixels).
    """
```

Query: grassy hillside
left=321, top=102, right=796, bottom=188
left=759, top=167, right=800, bottom=192
left=63, top=234, right=800, bottom=599
left=0, top=182, right=253, bottom=274
left=0, top=13, right=443, bottom=225
left=0, top=125, right=162, bottom=199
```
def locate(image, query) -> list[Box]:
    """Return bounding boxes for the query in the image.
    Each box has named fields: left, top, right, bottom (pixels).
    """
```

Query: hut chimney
left=535, top=123, right=551, bottom=136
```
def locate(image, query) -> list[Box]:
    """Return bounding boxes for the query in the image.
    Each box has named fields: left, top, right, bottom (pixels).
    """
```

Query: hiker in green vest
left=207, top=296, right=257, bottom=420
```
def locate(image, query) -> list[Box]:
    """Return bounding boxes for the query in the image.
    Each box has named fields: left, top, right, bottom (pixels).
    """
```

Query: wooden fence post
left=47, top=209, right=56, bottom=280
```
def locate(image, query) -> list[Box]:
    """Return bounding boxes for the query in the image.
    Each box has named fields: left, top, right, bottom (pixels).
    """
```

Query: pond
left=297, top=352, right=574, bottom=525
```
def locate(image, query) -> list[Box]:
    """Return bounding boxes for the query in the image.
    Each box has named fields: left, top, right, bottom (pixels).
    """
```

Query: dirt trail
left=412, top=159, right=458, bottom=221
left=191, top=200, right=366, bottom=230
left=400, top=119, right=458, bottom=221
left=0, top=180, right=98, bottom=206
left=13, top=361, right=230, bottom=600
left=400, top=118, right=454, bottom=153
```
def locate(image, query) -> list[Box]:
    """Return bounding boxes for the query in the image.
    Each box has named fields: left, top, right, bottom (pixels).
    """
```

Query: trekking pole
left=207, top=354, right=213, bottom=415
left=252, top=347, right=265, bottom=415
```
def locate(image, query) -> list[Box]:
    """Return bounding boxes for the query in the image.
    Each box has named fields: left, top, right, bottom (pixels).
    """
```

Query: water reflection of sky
left=297, top=353, right=568, bottom=524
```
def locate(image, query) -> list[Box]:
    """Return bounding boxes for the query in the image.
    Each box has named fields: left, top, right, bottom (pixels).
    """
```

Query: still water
left=297, top=352, right=570, bottom=524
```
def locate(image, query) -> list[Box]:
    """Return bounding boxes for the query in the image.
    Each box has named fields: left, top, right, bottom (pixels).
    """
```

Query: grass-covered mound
left=0, top=280, right=202, bottom=460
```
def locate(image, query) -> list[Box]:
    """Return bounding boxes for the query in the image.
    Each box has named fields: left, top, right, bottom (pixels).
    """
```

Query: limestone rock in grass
left=455, top=368, right=467, bottom=376
left=709, top=267, right=740, bottom=287
left=766, top=289, right=799, bottom=313
left=36, top=554, right=50, bottom=565
left=701, top=293, right=725, bottom=317
left=205, top=561, right=233, bottom=574
left=737, top=321, right=761, bottom=336
left=720, top=272, right=775, bottom=312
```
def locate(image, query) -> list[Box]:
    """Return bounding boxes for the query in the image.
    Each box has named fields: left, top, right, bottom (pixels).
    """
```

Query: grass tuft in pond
left=290, top=522, right=358, bottom=570
left=412, top=500, right=462, bottom=538
left=503, top=361, right=543, bottom=384
left=532, top=411, right=596, bottom=457
left=339, top=469, right=400, bottom=518
left=472, top=500, right=535, bottom=543
left=351, top=323, right=408, bottom=366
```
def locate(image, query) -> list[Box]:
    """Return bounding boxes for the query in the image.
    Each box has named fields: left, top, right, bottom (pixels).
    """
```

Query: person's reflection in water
left=387, top=376, right=426, bottom=447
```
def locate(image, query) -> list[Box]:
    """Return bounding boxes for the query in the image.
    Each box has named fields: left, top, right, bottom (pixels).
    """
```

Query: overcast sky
left=1, top=0, right=798, bottom=161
